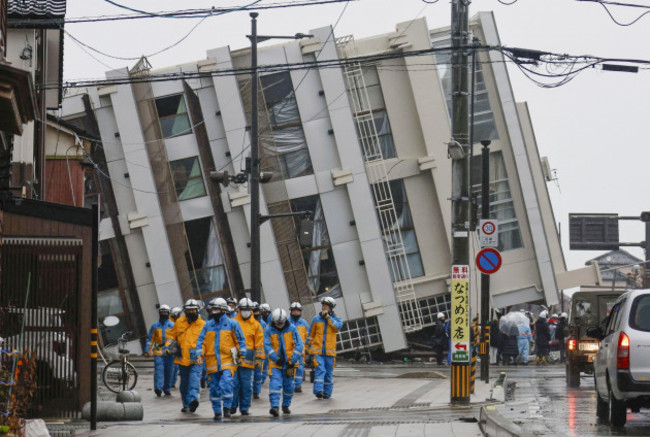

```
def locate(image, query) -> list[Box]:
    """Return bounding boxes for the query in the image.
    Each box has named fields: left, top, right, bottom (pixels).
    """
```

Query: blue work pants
left=254, top=358, right=268, bottom=394
left=208, top=369, right=233, bottom=413
left=170, top=363, right=179, bottom=387
left=232, top=367, right=254, bottom=412
left=154, top=355, right=174, bottom=392
left=269, top=367, right=295, bottom=408
left=517, top=338, right=530, bottom=364
left=313, top=355, right=335, bottom=397
left=178, top=364, right=201, bottom=408
left=295, top=358, right=305, bottom=388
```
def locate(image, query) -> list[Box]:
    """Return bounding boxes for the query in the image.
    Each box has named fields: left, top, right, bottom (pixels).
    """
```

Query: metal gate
left=0, top=237, right=83, bottom=418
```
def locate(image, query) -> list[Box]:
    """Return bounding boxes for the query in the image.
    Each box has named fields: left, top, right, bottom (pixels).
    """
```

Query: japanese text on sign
left=451, top=265, right=470, bottom=363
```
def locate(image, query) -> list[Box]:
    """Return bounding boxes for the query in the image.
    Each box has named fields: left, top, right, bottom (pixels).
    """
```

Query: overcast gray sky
left=62, top=0, right=649, bottom=271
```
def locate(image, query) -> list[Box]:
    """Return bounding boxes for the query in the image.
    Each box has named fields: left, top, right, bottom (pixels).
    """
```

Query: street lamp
left=248, top=12, right=312, bottom=304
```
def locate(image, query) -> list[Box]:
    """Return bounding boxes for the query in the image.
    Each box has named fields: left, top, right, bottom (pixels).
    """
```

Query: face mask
left=273, top=321, right=285, bottom=330
left=186, top=312, right=198, bottom=323
left=253, top=313, right=260, bottom=320
left=212, top=312, right=224, bottom=321
left=291, top=314, right=300, bottom=322
left=241, top=310, right=252, bottom=320
left=160, top=314, right=169, bottom=322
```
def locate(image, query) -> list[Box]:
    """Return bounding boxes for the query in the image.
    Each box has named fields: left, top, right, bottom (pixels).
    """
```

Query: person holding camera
left=306, top=296, right=343, bottom=400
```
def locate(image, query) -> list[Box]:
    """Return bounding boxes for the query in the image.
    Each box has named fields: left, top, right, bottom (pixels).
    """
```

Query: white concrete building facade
left=62, top=13, right=566, bottom=353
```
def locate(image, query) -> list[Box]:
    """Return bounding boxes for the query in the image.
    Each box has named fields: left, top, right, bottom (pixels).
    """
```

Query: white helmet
left=437, top=312, right=445, bottom=320
left=260, top=303, right=271, bottom=313
left=539, top=310, right=548, bottom=320
left=271, top=308, right=288, bottom=326
left=238, top=298, right=254, bottom=310
left=321, top=296, right=336, bottom=309
left=210, top=297, right=228, bottom=311
left=159, top=304, right=171, bottom=313
left=170, top=307, right=182, bottom=318
left=560, top=312, right=568, bottom=319
left=184, top=299, right=201, bottom=310
left=290, top=302, right=302, bottom=311
left=551, top=313, right=558, bottom=319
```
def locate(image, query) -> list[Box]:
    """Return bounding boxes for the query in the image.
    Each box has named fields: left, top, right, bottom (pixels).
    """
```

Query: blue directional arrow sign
left=476, top=247, right=502, bottom=275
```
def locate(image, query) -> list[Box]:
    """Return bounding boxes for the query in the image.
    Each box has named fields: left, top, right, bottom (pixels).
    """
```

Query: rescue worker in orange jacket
left=230, top=298, right=264, bottom=415
left=264, top=308, right=303, bottom=417
left=307, top=296, right=342, bottom=399
left=196, top=297, right=245, bottom=420
left=288, top=302, right=309, bottom=393
left=166, top=299, right=206, bottom=413
left=144, top=304, right=175, bottom=397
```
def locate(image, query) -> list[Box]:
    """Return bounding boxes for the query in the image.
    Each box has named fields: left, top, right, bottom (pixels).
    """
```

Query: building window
left=415, top=293, right=452, bottom=327
left=431, top=36, right=499, bottom=144
left=471, top=151, right=523, bottom=252
left=349, top=66, right=397, bottom=159
left=289, top=195, right=340, bottom=298
left=375, top=180, right=424, bottom=282
left=169, top=156, right=206, bottom=201
left=337, top=317, right=382, bottom=353
left=260, top=72, right=313, bottom=179
left=155, top=94, right=191, bottom=138
left=184, top=217, right=228, bottom=301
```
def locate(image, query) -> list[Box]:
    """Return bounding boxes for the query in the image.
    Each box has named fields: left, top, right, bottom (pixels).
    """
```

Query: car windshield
left=630, top=294, right=650, bottom=332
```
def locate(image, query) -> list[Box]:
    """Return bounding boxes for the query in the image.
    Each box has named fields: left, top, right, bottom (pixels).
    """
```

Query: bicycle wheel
left=102, top=360, right=138, bottom=393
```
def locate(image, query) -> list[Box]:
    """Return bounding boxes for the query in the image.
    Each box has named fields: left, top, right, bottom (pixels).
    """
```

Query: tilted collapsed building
left=62, top=13, right=566, bottom=354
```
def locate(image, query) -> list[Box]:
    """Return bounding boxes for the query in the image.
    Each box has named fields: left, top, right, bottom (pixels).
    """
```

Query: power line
left=46, top=44, right=650, bottom=92
left=46, top=0, right=356, bottom=24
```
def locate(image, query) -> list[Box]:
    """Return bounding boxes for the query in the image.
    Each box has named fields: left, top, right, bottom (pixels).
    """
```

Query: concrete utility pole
left=450, top=0, right=472, bottom=405
left=249, top=12, right=262, bottom=304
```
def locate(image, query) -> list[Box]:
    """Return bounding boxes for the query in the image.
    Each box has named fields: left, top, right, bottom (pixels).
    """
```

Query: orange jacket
left=307, top=313, right=342, bottom=356
left=167, top=315, right=206, bottom=366
left=233, top=313, right=265, bottom=368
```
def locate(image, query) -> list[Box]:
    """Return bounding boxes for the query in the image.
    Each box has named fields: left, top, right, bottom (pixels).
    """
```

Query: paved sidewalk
left=71, top=364, right=494, bottom=437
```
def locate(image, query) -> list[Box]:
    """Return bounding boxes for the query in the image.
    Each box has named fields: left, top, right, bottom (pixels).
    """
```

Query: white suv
left=591, top=289, right=650, bottom=427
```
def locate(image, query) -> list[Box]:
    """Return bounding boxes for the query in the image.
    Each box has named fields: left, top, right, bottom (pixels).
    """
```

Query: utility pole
left=249, top=12, right=262, bottom=304
left=450, top=0, right=472, bottom=405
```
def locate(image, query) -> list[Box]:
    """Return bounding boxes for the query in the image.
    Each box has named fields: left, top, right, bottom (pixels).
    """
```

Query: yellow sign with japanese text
left=451, top=265, right=470, bottom=363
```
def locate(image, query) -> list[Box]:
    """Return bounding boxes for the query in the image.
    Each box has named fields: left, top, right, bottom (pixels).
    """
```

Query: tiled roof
left=8, top=0, right=66, bottom=18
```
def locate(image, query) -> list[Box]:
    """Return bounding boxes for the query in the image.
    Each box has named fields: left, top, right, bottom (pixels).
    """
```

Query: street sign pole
left=451, top=265, right=471, bottom=403
left=480, top=141, right=490, bottom=383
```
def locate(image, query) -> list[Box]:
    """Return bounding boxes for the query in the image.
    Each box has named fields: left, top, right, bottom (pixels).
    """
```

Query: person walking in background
left=144, top=304, right=175, bottom=397
left=489, top=310, right=502, bottom=365
left=517, top=315, right=532, bottom=365
left=166, top=299, right=206, bottom=413
left=231, top=298, right=264, bottom=416
left=196, top=298, right=245, bottom=420
left=252, top=302, right=267, bottom=399
left=168, top=307, right=182, bottom=389
left=556, top=312, right=568, bottom=363
left=307, top=297, right=342, bottom=400
left=535, top=311, right=551, bottom=365
left=432, top=313, right=448, bottom=365
left=264, top=308, right=304, bottom=417
left=288, top=302, right=309, bottom=393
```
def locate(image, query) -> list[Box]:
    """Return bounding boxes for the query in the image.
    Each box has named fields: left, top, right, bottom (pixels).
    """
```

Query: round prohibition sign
left=476, top=248, right=502, bottom=275
left=481, top=221, right=496, bottom=235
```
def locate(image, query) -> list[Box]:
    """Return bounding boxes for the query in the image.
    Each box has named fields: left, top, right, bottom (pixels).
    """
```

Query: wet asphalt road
left=502, top=365, right=650, bottom=436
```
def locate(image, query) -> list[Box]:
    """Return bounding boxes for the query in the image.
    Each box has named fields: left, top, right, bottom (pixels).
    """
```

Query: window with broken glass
left=260, top=72, right=313, bottom=179
left=290, top=195, right=340, bottom=299
left=155, top=94, right=192, bottom=138
left=431, top=36, right=499, bottom=143
left=375, top=180, right=424, bottom=282
left=169, top=156, right=206, bottom=201
left=184, top=217, right=228, bottom=300
left=471, top=151, right=523, bottom=252
left=349, top=66, right=396, bottom=160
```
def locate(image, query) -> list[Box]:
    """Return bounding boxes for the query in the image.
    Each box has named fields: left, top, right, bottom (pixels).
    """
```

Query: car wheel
left=608, top=386, right=627, bottom=427
left=596, top=382, right=608, bottom=419
left=567, top=363, right=580, bottom=388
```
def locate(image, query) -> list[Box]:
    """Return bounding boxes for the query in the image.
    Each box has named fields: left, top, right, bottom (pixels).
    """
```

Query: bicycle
left=101, top=331, right=138, bottom=393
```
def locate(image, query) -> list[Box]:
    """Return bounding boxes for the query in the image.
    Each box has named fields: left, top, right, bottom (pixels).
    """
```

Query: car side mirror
left=586, top=326, right=603, bottom=340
